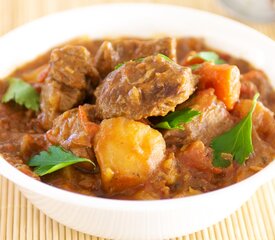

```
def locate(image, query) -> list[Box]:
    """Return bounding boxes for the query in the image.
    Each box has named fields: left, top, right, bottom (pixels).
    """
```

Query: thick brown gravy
left=1, top=37, right=274, bottom=200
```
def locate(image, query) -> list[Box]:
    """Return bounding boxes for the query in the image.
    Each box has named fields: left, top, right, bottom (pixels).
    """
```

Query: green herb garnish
left=193, top=51, right=225, bottom=64
left=2, top=78, right=40, bottom=111
left=28, top=146, right=95, bottom=176
left=155, top=108, right=200, bottom=130
left=211, top=93, right=259, bottom=168
left=158, top=53, right=174, bottom=63
left=114, top=63, right=124, bottom=70
left=134, top=57, right=145, bottom=63
left=190, top=64, right=201, bottom=71
left=189, top=51, right=225, bottom=71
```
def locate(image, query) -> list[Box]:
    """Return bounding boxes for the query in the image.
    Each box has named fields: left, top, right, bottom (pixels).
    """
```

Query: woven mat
left=0, top=0, right=275, bottom=239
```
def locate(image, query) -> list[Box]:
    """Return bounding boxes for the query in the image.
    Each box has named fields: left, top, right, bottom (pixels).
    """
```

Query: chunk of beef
left=176, top=141, right=235, bottom=192
left=40, top=46, right=99, bottom=129
left=164, top=89, right=234, bottom=147
left=94, top=41, right=119, bottom=78
left=20, top=134, right=48, bottom=162
left=177, top=141, right=222, bottom=174
left=47, top=104, right=100, bottom=160
left=49, top=45, right=97, bottom=89
left=94, top=37, right=176, bottom=78
left=96, top=54, right=196, bottom=120
left=176, top=38, right=205, bottom=65
left=40, top=80, right=85, bottom=129
left=240, top=70, right=275, bottom=113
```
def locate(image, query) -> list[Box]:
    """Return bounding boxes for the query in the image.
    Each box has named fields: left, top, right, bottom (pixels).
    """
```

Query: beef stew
left=1, top=37, right=274, bottom=200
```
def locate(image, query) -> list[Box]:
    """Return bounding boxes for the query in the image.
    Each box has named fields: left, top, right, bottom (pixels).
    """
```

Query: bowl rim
left=0, top=3, right=275, bottom=211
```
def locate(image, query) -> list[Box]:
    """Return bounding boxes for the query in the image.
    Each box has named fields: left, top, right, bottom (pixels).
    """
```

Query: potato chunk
left=94, top=117, right=166, bottom=195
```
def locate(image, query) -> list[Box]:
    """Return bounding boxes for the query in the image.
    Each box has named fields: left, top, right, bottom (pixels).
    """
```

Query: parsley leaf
left=194, top=51, right=225, bottom=64
left=211, top=93, right=259, bottom=168
left=114, top=63, right=124, bottom=70
left=158, top=53, right=174, bottom=63
left=28, top=146, right=95, bottom=176
left=189, top=51, right=225, bottom=70
left=2, top=78, right=40, bottom=111
left=190, top=64, right=202, bottom=71
left=155, top=108, right=200, bottom=130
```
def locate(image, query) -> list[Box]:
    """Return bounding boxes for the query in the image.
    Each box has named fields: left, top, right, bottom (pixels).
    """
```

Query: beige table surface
left=0, top=0, right=275, bottom=239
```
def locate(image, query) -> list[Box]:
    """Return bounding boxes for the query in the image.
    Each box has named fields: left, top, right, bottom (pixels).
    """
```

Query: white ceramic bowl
left=0, top=4, right=275, bottom=240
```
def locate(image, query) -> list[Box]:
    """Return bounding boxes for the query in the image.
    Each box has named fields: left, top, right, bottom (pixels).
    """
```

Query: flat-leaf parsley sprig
left=28, top=146, right=96, bottom=176
left=211, top=93, right=259, bottom=168
left=155, top=108, right=200, bottom=130
left=2, top=78, right=40, bottom=111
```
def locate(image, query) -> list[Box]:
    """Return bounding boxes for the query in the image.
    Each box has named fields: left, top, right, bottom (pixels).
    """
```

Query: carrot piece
left=194, top=62, right=240, bottom=110
left=181, top=51, right=205, bottom=66
left=22, top=64, right=50, bottom=83
left=78, top=106, right=99, bottom=138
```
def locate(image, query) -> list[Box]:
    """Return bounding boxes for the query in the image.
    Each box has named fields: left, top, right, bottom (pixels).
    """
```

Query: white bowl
left=0, top=4, right=275, bottom=240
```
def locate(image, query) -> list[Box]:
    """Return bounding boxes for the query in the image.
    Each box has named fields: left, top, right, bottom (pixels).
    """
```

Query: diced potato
left=194, top=62, right=240, bottom=110
left=94, top=117, right=166, bottom=194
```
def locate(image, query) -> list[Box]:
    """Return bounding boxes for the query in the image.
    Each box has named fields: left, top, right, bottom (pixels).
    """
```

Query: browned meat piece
left=40, top=80, right=85, bottom=129
left=94, top=41, right=119, bottom=79
left=240, top=70, right=275, bottom=113
left=94, top=38, right=176, bottom=78
left=227, top=58, right=254, bottom=74
left=177, top=141, right=222, bottom=174
left=40, top=46, right=99, bottom=129
left=47, top=104, right=100, bottom=160
left=164, top=89, right=234, bottom=147
left=20, top=134, right=48, bottom=162
left=49, top=46, right=97, bottom=89
left=176, top=38, right=205, bottom=65
left=96, top=54, right=196, bottom=120
left=176, top=141, right=235, bottom=192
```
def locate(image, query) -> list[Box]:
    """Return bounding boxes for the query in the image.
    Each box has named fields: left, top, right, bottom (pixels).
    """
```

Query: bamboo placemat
left=0, top=0, right=275, bottom=239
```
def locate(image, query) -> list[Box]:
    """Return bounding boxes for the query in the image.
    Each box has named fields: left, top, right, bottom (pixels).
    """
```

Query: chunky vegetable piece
left=2, top=78, right=40, bottom=111
left=96, top=54, right=197, bottom=120
left=194, top=62, right=241, bottom=110
left=94, top=117, right=166, bottom=195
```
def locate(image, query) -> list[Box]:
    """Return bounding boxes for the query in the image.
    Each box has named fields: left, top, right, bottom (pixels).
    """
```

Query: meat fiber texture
left=94, top=37, right=177, bottom=78
left=96, top=54, right=196, bottom=120
left=40, top=45, right=99, bottom=129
